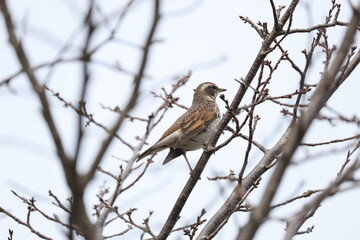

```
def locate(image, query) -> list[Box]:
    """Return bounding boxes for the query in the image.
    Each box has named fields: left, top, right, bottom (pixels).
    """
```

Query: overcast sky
left=1, top=0, right=360, bottom=239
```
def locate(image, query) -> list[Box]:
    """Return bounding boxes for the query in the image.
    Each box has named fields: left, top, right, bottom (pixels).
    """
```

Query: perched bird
left=137, top=82, right=226, bottom=169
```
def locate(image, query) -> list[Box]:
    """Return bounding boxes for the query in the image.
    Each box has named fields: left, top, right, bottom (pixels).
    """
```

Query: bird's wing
left=152, top=105, right=216, bottom=149
left=157, top=112, right=187, bottom=142
left=175, top=107, right=217, bottom=146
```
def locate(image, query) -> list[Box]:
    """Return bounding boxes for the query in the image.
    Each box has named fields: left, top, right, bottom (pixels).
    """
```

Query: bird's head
left=193, top=82, right=226, bottom=102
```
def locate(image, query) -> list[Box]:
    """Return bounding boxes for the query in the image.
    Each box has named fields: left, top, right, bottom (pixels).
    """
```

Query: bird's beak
left=218, top=88, right=227, bottom=92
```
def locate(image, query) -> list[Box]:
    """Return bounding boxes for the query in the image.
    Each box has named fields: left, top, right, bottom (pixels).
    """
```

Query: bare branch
left=271, top=189, right=323, bottom=209
left=0, top=206, right=53, bottom=240
left=158, top=1, right=301, bottom=239
left=300, top=134, right=360, bottom=147
left=284, top=156, right=360, bottom=239
left=0, top=0, right=71, bottom=181
left=81, top=0, right=161, bottom=186
left=237, top=2, right=360, bottom=239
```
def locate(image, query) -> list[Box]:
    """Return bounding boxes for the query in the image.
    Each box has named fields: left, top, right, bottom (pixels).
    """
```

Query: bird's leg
left=182, top=153, right=201, bottom=179
left=182, top=152, right=193, bottom=173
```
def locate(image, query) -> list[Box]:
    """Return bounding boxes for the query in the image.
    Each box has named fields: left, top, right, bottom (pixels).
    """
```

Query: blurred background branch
left=1, top=0, right=360, bottom=240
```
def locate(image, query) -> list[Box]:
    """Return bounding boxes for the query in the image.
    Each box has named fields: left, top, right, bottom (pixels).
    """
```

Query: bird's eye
left=211, top=86, right=216, bottom=90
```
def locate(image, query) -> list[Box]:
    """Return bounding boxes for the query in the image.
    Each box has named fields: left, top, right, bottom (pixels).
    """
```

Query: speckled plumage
left=137, top=82, right=226, bottom=165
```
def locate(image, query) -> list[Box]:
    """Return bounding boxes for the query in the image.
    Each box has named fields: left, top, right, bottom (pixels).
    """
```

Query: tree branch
left=237, top=3, right=360, bottom=239
left=157, top=1, right=300, bottom=239
left=0, top=0, right=71, bottom=179
left=81, top=0, right=161, bottom=186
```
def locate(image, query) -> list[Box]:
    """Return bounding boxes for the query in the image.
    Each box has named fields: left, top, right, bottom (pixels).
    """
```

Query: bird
left=137, top=82, right=226, bottom=170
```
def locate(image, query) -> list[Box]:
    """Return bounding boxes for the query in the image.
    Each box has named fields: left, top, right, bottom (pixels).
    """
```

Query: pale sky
left=1, top=0, right=360, bottom=239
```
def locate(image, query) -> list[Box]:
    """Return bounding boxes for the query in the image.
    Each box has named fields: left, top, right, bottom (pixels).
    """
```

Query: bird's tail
left=162, top=148, right=183, bottom=165
left=136, top=146, right=165, bottom=162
